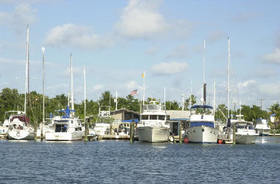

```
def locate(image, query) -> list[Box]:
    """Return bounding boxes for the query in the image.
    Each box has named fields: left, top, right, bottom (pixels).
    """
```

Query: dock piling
left=130, top=121, right=135, bottom=143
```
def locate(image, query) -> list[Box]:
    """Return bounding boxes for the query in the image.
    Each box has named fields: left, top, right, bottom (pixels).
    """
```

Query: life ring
left=169, top=136, right=174, bottom=142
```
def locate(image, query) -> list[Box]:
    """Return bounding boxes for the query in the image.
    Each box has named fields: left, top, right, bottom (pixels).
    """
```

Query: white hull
left=186, top=126, right=218, bottom=143
left=236, top=134, right=257, bottom=144
left=45, top=131, right=83, bottom=141
left=137, top=127, right=169, bottom=143
left=8, top=129, right=35, bottom=140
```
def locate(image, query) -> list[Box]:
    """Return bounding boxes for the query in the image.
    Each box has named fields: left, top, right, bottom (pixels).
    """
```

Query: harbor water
left=0, top=137, right=280, bottom=184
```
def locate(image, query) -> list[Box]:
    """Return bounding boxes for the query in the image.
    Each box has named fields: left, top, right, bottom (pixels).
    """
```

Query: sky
left=0, top=0, right=280, bottom=110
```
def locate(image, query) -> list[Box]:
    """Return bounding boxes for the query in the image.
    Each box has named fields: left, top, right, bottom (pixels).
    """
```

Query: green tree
left=215, top=104, right=228, bottom=122
left=166, top=101, right=180, bottom=110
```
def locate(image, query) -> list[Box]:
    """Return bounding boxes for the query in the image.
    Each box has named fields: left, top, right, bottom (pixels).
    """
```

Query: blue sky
left=0, top=0, right=280, bottom=110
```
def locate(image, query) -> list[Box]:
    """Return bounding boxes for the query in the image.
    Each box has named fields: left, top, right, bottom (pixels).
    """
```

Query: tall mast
left=142, top=71, right=146, bottom=105
left=227, top=37, right=231, bottom=120
left=182, top=94, right=185, bottom=111
left=83, top=66, right=86, bottom=124
left=115, top=90, right=118, bottom=111
left=202, top=40, right=206, bottom=105
left=42, top=47, right=45, bottom=123
left=203, top=40, right=206, bottom=83
left=163, top=87, right=166, bottom=106
left=213, top=80, right=216, bottom=116
left=70, top=54, right=74, bottom=111
left=24, top=24, right=30, bottom=114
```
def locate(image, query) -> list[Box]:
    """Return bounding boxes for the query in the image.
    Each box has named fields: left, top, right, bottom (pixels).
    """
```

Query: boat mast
left=24, top=24, right=30, bottom=114
left=142, top=71, right=146, bottom=105
left=213, top=80, right=216, bottom=116
left=203, top=40, right=206, bottom=84
left=83, top=66, right=86, bottom=126
left=163, top=87, right=166, bottom=106
left=202, top=40, right=206, bottom=105
left=42, top=47, right=45, bottom=123
left=70, top=54, right=74, bottom=113
left=115, top=90, right=118, bottom=111
left=227, top=37, right=231, bottom=121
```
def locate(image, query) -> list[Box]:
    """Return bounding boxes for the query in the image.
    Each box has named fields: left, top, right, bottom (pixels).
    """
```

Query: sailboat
left=7, top=25, right=35, bottom=140
left=45, top=54, right=83, bottom=141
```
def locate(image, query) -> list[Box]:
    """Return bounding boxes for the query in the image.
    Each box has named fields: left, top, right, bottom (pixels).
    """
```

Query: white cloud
left=232, top=12, right=258, bottom=23
left=116, top=0, right=168, bottom=39
left=166, top=44, right=188, bottom=59
left=145, top=47, right=158, bottom=55
left=238, top=80, right=256, bottom=89
left=207, top=31, right=227, bottom=43
left=151, top=61, right=188, bottom=75
left=0, top=3, right=36, bottom=32
left=258, top=83, right=280, bottom=97
left=93, top=84, right=104, bottom=91
left=125, top=80, right=139, bottom=90
left=263, top=48, right=280, bottom=64
left=44, top=24, right=114, bottom=49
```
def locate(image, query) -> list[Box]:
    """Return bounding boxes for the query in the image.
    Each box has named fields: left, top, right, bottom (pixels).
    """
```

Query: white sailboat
left=45, top=54, right=83, bottom=141
left=136, top=101, right=170, bottom=143
left=7, top=25, right=35, bottom=140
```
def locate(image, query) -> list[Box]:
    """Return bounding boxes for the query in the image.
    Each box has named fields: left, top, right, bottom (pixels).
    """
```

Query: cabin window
left=150, top=115, right=157, bottom=120
left=158, top=115, right=165, bottom=120
left=142, top=115, right=149, bottom=120
left=55, top=124, right=68, bottom=132
left=75, top=127, right=82, bottom=131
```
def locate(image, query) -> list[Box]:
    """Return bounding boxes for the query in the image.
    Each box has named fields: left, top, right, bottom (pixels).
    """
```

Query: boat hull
left=236, top=134, right=257, bottom=144
left=7, top=129, right=35, bottom=140
left=186, top=126, right=218, bottom=143
left=137, top=127, right=169, bottom=143
left=45, top=131, right=83, bottom=141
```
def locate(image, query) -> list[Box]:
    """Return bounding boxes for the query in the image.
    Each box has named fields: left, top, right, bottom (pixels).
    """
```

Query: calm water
left=0, top=137, right=280, bottom=184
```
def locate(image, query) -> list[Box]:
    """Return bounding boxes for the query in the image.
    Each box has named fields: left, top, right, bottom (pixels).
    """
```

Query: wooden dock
left=96, top=134, right=130, bottom=140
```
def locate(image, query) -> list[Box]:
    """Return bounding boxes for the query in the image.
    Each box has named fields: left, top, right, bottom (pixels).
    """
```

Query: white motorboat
left=6, top=111, right=35, bottom=140
left=185, top=105, right=218, bottom=143
left=45, top=54, right=83, bottom=141
left=231, top=115, right=258, bottom=144
left=136, top=101, right=170, bottom=143
left=45, top=107, right=83, bottom=141
left=255, top=118, right=270, bottom=136
left=93, top=123, right=110, bottom=136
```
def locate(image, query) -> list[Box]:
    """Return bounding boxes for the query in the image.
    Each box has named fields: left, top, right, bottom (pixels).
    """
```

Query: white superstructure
left=231, top=115, right=258, bottom=144
left=137, top=101, right=170, bottom=143
left=255, top=118, right=270, bottom=136
left=185, top=105, right=218, bottom=143
left=45, top=107, right=83, bottom=141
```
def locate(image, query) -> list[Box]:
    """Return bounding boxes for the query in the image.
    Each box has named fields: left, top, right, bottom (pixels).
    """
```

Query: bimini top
left=191, top=105, right=213, bottom=109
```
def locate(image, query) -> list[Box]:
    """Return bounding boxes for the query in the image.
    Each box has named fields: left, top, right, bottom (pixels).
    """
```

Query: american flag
left=130, top=89, right=137, bottom=96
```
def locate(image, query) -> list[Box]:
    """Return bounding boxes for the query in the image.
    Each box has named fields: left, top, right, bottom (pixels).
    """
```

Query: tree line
left=0, top=88, right=279, bottom=131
